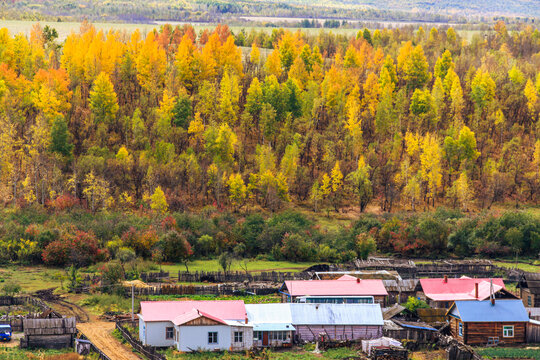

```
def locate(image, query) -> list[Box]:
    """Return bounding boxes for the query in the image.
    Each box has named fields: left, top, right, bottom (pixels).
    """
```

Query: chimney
left=475, top=283, right=479, bottom=298
left=444, top=275, right=448, bottom=283
left=356, top=278, right=360, bottom=283
left=245, top=317, right=248, bottom=324
left=490, top=279, right=495, bottom=306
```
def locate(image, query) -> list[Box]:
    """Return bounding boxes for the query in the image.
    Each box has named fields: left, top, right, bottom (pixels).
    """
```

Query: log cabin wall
left=450, top=319, right=526, bottom=345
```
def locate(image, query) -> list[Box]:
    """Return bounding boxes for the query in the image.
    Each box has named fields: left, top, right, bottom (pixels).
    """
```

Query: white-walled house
left=138, top=300, right=252, bottom=352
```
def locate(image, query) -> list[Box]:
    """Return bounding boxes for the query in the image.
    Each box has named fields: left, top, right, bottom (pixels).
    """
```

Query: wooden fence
left=127, top=283, right=277, bottom=296
left=116, top=321, right=166, bottom=360
left=77, top=332, right=111, bottom=360
left=176, top=270, right=310, bottom=283
left=417, top=308, right=447, bottom=323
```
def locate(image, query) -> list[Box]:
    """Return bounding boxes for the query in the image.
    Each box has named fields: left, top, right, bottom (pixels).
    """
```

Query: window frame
left=234, top=331, right=243, bottom=343
left=458, top=322, right=463, bottom=337
left=208, top=331, right=218, bottom=344
left=165, top=327, right=174, bottom=340
left=502, top=325, right=514, bottom=338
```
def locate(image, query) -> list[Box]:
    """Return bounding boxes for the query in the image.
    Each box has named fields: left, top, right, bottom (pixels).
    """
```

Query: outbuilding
left=447, top=299, right=529, bottom=345
left=518, top=272, right=540, bottom=307
left=290, top=303, right=384, bottom=342
left=282, top=276, right=388, bottom=305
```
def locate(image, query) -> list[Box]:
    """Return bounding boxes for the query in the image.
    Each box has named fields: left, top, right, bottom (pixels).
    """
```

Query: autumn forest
left=1, top=21, right=540, bottom=266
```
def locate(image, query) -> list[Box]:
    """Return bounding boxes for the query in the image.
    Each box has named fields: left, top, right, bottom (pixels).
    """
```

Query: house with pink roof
left=138, top=300, right=252, bottom=351
left=281, top=275, right=388, bottom=305
left=420, top=276, right=518, bottom=308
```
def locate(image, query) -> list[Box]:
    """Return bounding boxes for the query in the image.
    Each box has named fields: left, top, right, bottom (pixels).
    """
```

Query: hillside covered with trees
left=0, top=21, right=540, bottom=266
left=1, top=0, right=538, bottom=23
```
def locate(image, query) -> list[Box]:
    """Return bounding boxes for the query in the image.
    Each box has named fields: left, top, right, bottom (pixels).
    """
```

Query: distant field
left=0, top=19, right=484, bottom=41
left=162, top=259, right=318, bottom=274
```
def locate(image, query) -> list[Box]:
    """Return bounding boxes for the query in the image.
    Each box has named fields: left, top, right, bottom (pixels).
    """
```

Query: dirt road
left=77, top=321, right=141, bottom=360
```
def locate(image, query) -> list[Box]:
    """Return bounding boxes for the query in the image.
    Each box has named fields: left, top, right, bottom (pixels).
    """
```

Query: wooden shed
left=447, top=300, right=529, bottom=345
left=518, top=272, right=540, bottom=307
left=20, top=317, right=77, bottom=349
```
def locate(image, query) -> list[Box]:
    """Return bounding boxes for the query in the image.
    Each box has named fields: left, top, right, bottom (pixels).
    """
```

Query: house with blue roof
left=446, top=299, right=529, bottom=345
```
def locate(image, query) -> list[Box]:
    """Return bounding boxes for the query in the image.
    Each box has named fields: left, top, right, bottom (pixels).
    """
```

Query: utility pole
left=131, top=284, right=134, bottom=321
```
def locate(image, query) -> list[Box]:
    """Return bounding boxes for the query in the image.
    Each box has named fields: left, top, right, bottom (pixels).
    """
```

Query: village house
left=420, top=276, right=516, bottom=308
left=138, top=300, right=252, bottom=352
left=447, top=299, right=529, bottom=345
left=245, top=303, right=295, bottom=348
left=518, top=272, right=540, bottom=308
left=281, top=275, right=388, bottom=305
left=290, top=303, right=384, bottom=342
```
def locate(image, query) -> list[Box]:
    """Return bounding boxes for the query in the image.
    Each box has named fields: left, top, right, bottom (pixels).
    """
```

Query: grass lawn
left=493, top=261, right=540, bottom=273
left=162, top=259, right=318, bottom=274
left=0, top=265, right=63, bottom=293
left=163, top=346, right=359, bottom=359
left=0, top=347, right=80, bottom=360
left=476, top=346, right=540, bottom=359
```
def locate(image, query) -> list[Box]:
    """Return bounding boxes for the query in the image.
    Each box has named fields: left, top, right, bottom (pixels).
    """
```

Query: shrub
left=42, top=230, right=107, bottom=267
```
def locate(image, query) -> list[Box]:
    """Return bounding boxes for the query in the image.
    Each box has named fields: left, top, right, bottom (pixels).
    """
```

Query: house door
left=263, top=332, right=269, bottom=346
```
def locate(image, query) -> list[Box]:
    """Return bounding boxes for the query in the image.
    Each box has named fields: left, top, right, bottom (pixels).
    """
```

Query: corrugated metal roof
left=449, top=300, right=529, bottom=322
left=285, top=279, right=388, bottom=297
left=246, top=304, right=293, bottom=325
left=420, top=278, right=505, bottom=301
left=393, top=320, right=437, bottom=331
left=139, top=300, right=246, bottom=322
left=290, top=303, right=384, bottom=326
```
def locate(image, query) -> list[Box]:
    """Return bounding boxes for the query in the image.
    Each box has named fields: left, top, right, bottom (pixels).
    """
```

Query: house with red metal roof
left=420, top=276, right=517, bottom=308
left=281, top=275, right=388, bottom=305
left=138, top=300, right=252, bottom=351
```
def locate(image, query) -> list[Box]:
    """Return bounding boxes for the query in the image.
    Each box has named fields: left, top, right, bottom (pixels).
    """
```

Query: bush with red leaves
left=48, top=194, right=80, bottom=211
left=42, top=230, right=108, bottom=267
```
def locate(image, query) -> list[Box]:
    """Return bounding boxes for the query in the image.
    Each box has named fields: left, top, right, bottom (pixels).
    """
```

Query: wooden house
left=518, top=272, right=540, bottom=308
left=447, top=300, right=529, bottom=345
left=281, top=276, right=388, bottom=305
left=420, top=276, right=516, bottom=308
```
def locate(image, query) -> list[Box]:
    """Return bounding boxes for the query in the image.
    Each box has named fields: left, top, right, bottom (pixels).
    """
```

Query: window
left=234, top=331, right=243, bottom=343
left=165, top=327, right=174, bottom=340
left=458, top=322, right=463, bottom=337
left=503, top=325, right=514, bottom=338
left=253, top=331, right=263, bottom=341
left=208, top=332, right=218, bottom=344
left=269, top=331, right=287, bottom=341
left=528, top=296, right=532, bottom=307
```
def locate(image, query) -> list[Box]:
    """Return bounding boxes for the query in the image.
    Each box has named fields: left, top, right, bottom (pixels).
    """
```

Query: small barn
left=290, top=303, right=384, bottom=342
left=420, top=277, right=515, bottom=308
left=518, top=272, right=540, bottom=307
left=246, top=303, right=295, bottom=348
left=447, top=299, right=529, bottom=345
left=282, top=276, right=388, bottom=305
left=20, top=317, right=77, bottom=349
